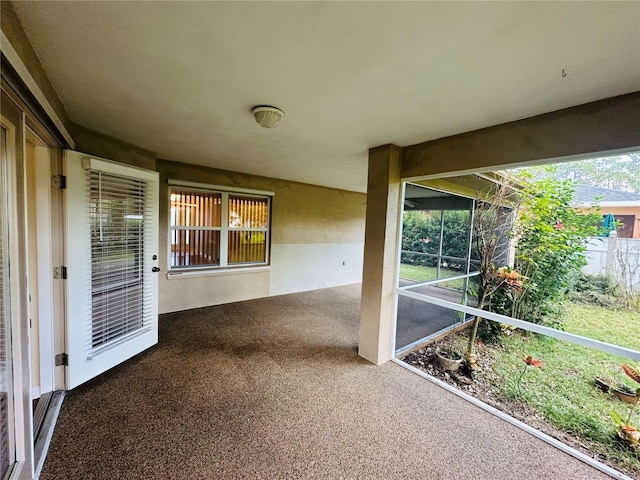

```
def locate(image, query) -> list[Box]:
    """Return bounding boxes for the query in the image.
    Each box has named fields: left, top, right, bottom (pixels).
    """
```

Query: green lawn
left=399, top=263, right=466, bottom=289
left=399, top=263, right=438, bottom=282
left=488, top=303, right=640, bottom=474
left=562, top=303, right=640, bottom=351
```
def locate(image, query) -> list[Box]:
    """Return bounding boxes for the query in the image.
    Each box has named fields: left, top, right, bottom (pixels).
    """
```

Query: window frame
left=168, top=181, right=273, bottom=273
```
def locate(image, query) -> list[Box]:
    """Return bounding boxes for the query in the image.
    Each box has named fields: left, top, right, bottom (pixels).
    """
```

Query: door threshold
left=33, top=392, right=52, bottom=438
left=33, top=391, right=65, bottom=479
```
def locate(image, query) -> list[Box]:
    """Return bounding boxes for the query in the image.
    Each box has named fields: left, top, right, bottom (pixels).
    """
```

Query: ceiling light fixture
left=251, top=105, right=284, bottom=128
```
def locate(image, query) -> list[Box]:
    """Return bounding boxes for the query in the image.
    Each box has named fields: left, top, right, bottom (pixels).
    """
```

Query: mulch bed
left=401, top=338, right=639, bottom=479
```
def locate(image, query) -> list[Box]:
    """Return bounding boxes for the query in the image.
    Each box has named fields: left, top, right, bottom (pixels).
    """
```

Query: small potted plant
left=612, top=383, right=640, bottom=403
left=610, top=412, right=639, bottom=452
left=610, top=364, right=640, bottom=451
left=435, top=348, right=464, bottom=372
left=594, top=375, right=613, bottom=392
left=611, top=364, right=640, bottom=403
left=436, top=308, right=465, bottom=372
left=594, top=364, right=640, bottom=403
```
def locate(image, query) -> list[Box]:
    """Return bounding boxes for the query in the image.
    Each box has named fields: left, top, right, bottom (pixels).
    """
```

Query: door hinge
left=55, top=353, right=68, bottom=366
left=52, top=174, right=67, bottom=190
left=53, top=266, right=67, bottom=280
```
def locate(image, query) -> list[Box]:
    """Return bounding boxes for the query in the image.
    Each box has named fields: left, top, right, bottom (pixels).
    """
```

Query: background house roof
left=573, top=184, right=640, bottom=205
left=9, top=2, right=640, bottom=193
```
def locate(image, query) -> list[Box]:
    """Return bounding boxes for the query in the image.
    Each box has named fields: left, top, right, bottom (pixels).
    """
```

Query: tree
left=465, top=177, right=521, bottom=365
left=521, top=154, right=640, bottom=193
left=511, top=175, right=602, bottom=326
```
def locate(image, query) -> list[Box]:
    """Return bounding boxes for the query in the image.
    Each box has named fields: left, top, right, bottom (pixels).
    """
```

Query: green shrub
left=569, top=273, right=626, bottom=309
left=511, top=176, right=602, bottom=326
left=572, top=272, right=620, bottom=295
left=402, top=210, right=470, bottom=272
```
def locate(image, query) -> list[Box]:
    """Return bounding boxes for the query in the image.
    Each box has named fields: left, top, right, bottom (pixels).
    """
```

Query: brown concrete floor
left=40, top=284, right=610, bottom=479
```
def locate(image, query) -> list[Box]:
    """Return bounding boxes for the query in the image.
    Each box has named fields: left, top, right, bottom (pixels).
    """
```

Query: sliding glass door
left=0, top=126, right=16, bottom=480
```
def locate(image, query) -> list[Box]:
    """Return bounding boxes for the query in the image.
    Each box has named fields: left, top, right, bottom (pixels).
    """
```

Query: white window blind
left=88, top=170, right=152, bottom=351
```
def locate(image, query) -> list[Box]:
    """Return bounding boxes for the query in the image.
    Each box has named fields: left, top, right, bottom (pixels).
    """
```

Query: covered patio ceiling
left=405, top=172, right=521, bottom=207
left=10, top=2, right=640, bottom=193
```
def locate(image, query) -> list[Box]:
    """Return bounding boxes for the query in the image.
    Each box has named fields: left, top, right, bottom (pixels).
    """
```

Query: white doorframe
left=34, top=145, right=55, bottom=396
left=1, top=106, right=34, bottom=480
left=50, top=148, right=66, bottom=393
left=25, top=128, right=56, bottom=398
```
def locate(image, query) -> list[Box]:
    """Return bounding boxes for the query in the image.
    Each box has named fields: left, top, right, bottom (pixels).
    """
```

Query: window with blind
left=170, top=185, right=271, bottom=270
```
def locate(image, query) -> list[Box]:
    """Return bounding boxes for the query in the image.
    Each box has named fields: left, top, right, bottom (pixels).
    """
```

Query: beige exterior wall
left=156, top=160, right=365, bottom=313
left=605, top=207, right=640, bottom=239
left=70, top=124, right=156, bottom=171
left=29, top=123, right=365, bottom=315
left=578, top=206, right=640, bottom=239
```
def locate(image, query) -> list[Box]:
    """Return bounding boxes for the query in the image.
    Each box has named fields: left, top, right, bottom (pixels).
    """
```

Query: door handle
left=152, top=266, right=161, bottom=273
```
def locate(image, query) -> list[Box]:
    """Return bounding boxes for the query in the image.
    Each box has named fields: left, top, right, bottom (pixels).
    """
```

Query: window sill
left=166, top=265, right=270, bottom=280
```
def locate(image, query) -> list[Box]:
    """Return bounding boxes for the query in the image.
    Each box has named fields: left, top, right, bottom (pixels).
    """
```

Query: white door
left=64, top=151, right=159, bottom=389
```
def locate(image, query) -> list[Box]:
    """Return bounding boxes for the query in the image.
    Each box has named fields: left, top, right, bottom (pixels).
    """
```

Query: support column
left=358, top=144, right=402, bottom=365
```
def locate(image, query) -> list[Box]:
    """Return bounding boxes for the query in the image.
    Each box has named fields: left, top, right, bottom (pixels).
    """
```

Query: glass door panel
left=0, top=126, right=16, bottom=480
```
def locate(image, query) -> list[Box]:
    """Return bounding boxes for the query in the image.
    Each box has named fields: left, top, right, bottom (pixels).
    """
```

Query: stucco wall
left=578, top=206, right=640, bottom=239
left=44, top=127, right=365, bottom=314
left=603, top=207, right=640, bottom=238
left=71, top=124, right=156, bottom=171
left=156, top=160, right=366, bottom=313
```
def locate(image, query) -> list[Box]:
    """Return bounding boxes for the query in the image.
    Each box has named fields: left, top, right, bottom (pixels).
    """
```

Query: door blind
left=88, top=170, right=152, bottom=351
